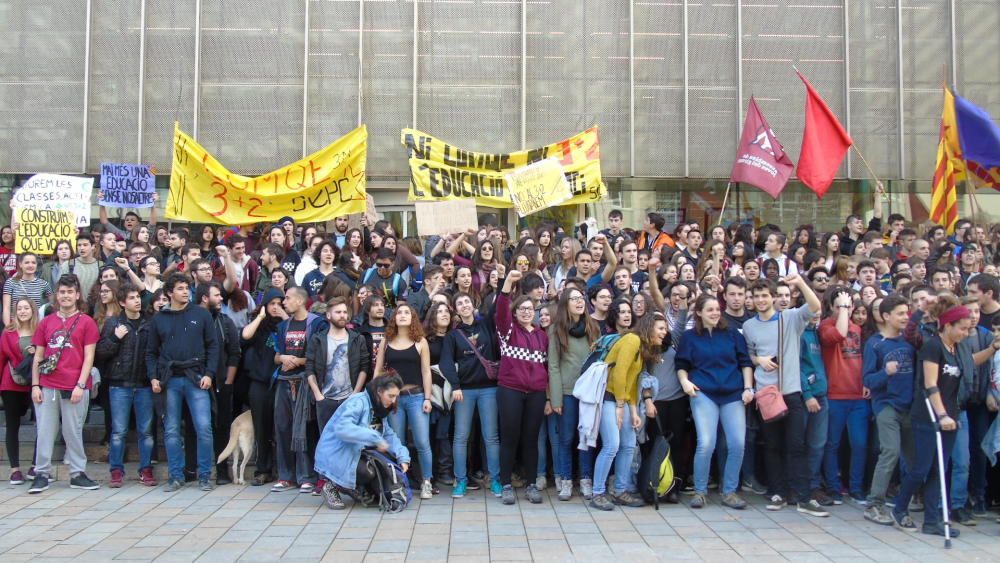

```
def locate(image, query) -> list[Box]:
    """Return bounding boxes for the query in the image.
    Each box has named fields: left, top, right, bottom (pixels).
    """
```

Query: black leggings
left=497, top=385, right=546, bottom=486
left=2, top=390, right=34, bottom=469
left=248, top=379, right=276, bottom=475
left=655, top=395, right=691, bottom=481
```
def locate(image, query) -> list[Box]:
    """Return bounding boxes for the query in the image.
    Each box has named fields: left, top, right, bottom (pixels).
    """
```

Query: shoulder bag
left=457, top=328, right=499, bottom=381
left=756, top=312, right=789, bottom=423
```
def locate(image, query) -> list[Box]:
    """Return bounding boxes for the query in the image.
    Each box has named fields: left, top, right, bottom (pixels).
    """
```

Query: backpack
left=358, top=449, right=412, bottom=513
left=636, top=424, right=676, bottom=509
left=579, top=333, right=623, bottom=374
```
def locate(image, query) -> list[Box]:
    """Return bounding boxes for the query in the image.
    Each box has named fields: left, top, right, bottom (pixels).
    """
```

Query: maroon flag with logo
left=729, top=97, right=795, bottom=199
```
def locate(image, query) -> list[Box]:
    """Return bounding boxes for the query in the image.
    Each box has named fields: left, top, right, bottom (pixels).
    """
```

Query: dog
left=216, top=410, right=254, bottom=485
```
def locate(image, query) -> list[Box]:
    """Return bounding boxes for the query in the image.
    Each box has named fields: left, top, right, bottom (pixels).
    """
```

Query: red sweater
left=495, top=292, right=548, bottom=393
left=0, top=329, right=29, bottom=393
left=818, top=316, right=864, bottom=400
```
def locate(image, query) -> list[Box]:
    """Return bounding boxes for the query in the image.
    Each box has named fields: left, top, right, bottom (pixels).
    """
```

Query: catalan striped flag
left=931, top=126, right=959, bottom=234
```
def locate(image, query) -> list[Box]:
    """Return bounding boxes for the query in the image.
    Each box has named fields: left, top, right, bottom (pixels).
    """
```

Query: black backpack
left=636, top=425, right=677, bottom=509
left=357, top=449, right=412, bottom=513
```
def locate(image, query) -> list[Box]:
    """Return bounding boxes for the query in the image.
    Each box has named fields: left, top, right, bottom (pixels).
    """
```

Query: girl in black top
left=891, top=294, right=972, bottom=536
left=373, top=303, right=434, bottom=500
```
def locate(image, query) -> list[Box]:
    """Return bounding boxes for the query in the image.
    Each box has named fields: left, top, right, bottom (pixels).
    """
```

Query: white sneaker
left=580, top=478, right=594, bottom=500
left=558, top=479, right=573, bottom=501
left=420, top=480, right=433, bottom=500
left=535, top=475, right=547, bottom=491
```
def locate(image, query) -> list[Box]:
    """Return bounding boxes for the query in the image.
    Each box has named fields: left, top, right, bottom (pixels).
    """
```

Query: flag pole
left=851, top=144, right=889, bottom=200
left=717, top=182, right=732, bottom=226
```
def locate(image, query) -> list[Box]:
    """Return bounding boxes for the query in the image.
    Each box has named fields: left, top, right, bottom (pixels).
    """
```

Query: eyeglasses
left=568, top=295, right=585, bottom=302
left=813, top=277, right=829, bottom=283
left=516, top=306, right=535, bottom=313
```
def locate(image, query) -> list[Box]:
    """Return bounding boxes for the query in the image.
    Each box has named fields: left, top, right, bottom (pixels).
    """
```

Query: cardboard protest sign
left=414, top=199, right=478, bottom=237
left=168, top=123, right=367, bottom=224
left=11, top=174, right=93, bottom=228
left=505, top=158, right=574, bottom=217
left=403, top=127, right=605, bottom=208
left=15, top=208, right=77, bottom=254
left=100, top=163, right=156, bottom=208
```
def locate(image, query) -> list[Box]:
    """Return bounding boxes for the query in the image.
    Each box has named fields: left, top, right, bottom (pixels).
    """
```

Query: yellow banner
left=15, top=208, right=77, bottom=254
left=505, top=158, right=574, bottom=217
left=402, top=127, right=605, bottom=208
left=167, top=124, right=367, bottom=224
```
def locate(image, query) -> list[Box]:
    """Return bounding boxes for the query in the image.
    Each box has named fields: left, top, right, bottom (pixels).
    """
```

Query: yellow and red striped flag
left=931, top=130, right=958, bottom=233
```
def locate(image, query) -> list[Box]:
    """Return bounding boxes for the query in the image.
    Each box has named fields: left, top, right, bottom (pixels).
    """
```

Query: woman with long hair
left=422, top=301, right=452, bottom=490
left=676, top=294, right=754, bottom=509
left=1, top=297, right=38, bottom=484
left=43, top=240, right=76, bottom=288
left=535, top=226, right=556, bottom=266
left=590, top=311, right=668, bottom=510
left=466, top=238, right=500, bottom=293
left=441, top=291, right=502, bottom=498
left=494, top=270, right=549, bottom=505
left=94, top=279, right=122, bottom=331
left=374, top=302, right=434, bottom=500
left=795, top=225, right=817, bottom=250
left=823, top=232, right=841, bottom=272
left=295, top=234, right=326, bottom=286
left=344, top=228, right=366, bottom=267
left=551, top=237, right=580, bottom=294
left=268, top=224, right=301, bottom=276
left=0, top=225, right=17, bottom=276
left=2, top=253, right=52, bottom=326
left=333, top=250, right=363, bottom=291
left=547, top=287, right=600, bottom=500
left=890, top=294, right=971, bottom=536
left=199, top=225, right=219, bottom=266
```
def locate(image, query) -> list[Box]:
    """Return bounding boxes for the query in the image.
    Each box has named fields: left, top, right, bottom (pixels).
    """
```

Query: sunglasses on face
left=376, top=263, right=392, bottom=269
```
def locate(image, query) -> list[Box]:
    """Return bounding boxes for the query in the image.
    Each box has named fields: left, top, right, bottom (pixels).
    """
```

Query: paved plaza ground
left=1, top=475, right=999, bottom=562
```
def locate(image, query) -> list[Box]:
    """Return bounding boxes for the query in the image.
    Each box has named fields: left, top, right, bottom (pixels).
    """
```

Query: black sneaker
left=322, top=482, right=346, bottom=510
left=70, top=473, right=100, bottom=490
left=951, top=507, right=976, bottom=526
left=199, top=479, right=214, bottom=492
left=922, top=524, right=959, bottom=538
left=28, top=474, right=50, bottom=494
left=971, top=498, right=988, bottom=517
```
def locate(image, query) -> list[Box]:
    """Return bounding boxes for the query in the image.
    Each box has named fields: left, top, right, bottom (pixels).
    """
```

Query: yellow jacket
left=604, top=333, right=643, bottom=407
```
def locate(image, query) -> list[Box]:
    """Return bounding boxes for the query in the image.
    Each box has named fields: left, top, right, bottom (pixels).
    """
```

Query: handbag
left=428, top=365, right=453, bottom=412
left=756, top=312, right=788, bottom=423
left=8, top=352, right=34, bottom=387
left=38, top=314, right=83, bottom=376
left=456, top=328, right=499, bottom=381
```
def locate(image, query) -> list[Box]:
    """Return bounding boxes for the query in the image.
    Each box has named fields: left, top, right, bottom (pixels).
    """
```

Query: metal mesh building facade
left=1, top=0, right=998, bottom=230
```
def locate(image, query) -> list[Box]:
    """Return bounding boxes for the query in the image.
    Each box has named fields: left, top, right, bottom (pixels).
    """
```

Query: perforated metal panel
left=687, top=1, right=738, bottom=177
left=306, top=0, right=360, bottom=155
left=141, top=0, right=196, bottom=171
left=527, top=0, right=629, bottom=175
left=743, top=0, right=846, bottom=176
left=847, top=0, right=899, bottom=179
left=87, top=0, right=142, bottom=171
left=418, top=0, right=519, bottom=153
left=362, top=0, right=414, bottom=177
left=901, top=0, right=950, bottom=180
left=633, top=0, right=683, bottom=177
left=0, top=0, right=88, bottom=172
left=198, top=1, right=305, bottom=174
left=956, top=1, right=1000, bottom=124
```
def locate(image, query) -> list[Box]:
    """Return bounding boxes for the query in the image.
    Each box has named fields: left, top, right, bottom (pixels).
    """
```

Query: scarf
left=366, top=380, right=393, bottom=424
left=568, top=318, right=587, bottom=338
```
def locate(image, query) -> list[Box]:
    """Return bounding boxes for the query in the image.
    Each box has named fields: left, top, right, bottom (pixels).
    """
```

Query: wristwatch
left=76, top=382, right=86, bottom=390
left=744, top=387, right=755, bottom=394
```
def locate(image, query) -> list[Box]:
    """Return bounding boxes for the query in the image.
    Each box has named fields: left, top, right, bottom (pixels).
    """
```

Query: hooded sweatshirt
left=145, top=302, right=220, bottom=382
left=495, top=291, right=548, bottom=393
left=818, top=315, right=864, bottom=400
left=439, top=315, right=498, bottom=391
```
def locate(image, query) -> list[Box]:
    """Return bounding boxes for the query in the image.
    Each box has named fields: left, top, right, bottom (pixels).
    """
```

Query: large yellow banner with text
left=167, top=124, right=367, bottom=224
left=402, top=127, right=605, bottom=208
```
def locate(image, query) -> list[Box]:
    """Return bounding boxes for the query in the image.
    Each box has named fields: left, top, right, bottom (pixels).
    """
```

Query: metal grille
left=362, top=0, right=413, bottom=177
left=633, top=0, right=683, bottom=177
left=956, top=1, right=1000, bottom=121
left=307, top=0, right=360, bottom=155
left=687, top=1, right=738, bottom=177
left=0, top=0, right=87, bottom=173
left=743, top=0, right=846, bottom=177
left=418, top=0, right=520, bottom=153
left=87, top=0, right=142, bottom=171
left=847, top=0, right=899, bottom=179
left=527, top=0, right=629, bottom=175
left=198, top=1, right=305, bottom=174
left=142, top=0, right=196, bottom=171
left=901, top=0, right=949, bottom=180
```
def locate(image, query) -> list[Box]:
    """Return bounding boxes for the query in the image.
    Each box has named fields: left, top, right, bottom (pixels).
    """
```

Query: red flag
left=730, top=97, right=794, bottom=198
left=796, top=71, right=852, bottom=199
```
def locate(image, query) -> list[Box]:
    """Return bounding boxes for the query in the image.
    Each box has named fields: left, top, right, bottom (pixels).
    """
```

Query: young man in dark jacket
left=96, top=283, right=155, bottom=488
left=145, top=273, right=220, bottom=492
left=193, top=281, right=241, bottom=486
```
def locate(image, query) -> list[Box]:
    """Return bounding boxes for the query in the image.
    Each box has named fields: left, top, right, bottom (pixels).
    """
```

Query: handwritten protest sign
left=504, top=158, right=573, bottom=217
left=167, top=123, right=367, bottom=224
left=100, top=163, right=156, bottom=208
left=15, top=208, right=77, bottom=254
left=414, top=200, right=478, bottom=237
left=11, top=174, right=93, bottom=228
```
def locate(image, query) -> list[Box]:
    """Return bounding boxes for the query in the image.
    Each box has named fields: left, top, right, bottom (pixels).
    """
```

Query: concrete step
left=0, top=442, right=168, bottom=464
left=8, top=461, right=260, bottom=484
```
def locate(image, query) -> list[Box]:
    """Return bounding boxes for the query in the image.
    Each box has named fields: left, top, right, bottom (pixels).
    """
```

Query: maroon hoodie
left=495, top=292, right=548, bottom=393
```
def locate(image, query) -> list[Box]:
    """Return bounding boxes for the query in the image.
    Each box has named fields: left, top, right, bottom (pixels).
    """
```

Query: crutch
left=924, top=396, right=952, bottom=549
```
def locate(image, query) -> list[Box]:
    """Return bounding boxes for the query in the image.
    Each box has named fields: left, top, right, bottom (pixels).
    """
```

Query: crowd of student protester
left=4, top=191, right=1000, bottom=539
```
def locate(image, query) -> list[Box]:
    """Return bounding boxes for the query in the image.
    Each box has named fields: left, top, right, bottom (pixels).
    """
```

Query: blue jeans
left=556, top=394, right=594, bottom=480
left=691, top=393, right=745, bottom=495
left=537, top=412, right=560, bottom=477
left=892, top=417, right=957, bottom=530
left=388, top=393, right=433, bottom=480
left=823, top=398, right=870, bottom=496
left=593, top=400, right=637, bottom=495
left=950, top=410, right=970, bottom=508
left=164, top=377, right=213, bottom=482
left=452, top=387, right=500, bottom=482
left=805, top=396, right=829, bottom=491
left=108, top=386, right=154, bottom=472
